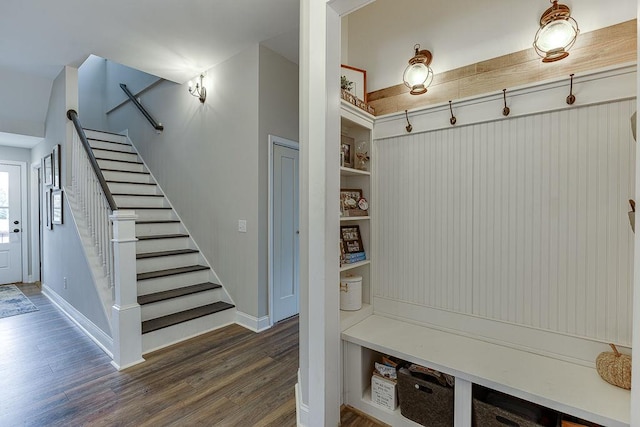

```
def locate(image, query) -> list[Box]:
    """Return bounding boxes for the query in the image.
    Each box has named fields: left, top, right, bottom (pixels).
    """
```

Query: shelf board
left=340, top=216, right=370, bottom=222
left=340, top=303, right=373, bottom=332
left=340, top=166, right=370, bottom=177
left=340, top=259, right=371, bottom=272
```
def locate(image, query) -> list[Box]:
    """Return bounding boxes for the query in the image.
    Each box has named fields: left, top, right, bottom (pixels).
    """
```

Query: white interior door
left=0, top=163, right=22, bottom=284
left=272, top=142, right=299, bottom=323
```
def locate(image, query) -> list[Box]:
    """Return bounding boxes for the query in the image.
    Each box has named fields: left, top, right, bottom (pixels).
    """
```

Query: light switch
left=238, top=220, right=247, bottom=233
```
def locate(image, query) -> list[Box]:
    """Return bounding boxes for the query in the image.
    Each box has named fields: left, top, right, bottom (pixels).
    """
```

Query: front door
left=272, top=142, right=299, bottom=323
left=0, top=163, right=22, bottom=284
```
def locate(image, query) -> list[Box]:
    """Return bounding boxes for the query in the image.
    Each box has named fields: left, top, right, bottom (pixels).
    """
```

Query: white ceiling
left=0, top=0, right=300, bottom=148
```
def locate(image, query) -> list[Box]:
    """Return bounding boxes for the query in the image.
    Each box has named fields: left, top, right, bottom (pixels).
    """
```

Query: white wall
left=78, top=55, right=108, bottom=131
left=258, top=45, right=299, bottom=317
left=0, top=67, right=51, bottom=138
left=105, top=60, right=161, bottom=112
left=32, top=66, right=111, bottom=334
left=106, top=46, right=262, bottom=317
left=344, top=0, right=637, bottom=92
left=372, top=71, right=636, bottom=364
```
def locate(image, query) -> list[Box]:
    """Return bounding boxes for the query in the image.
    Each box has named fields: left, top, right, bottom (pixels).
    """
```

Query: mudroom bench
left=341, top=315, right=630, bottom=427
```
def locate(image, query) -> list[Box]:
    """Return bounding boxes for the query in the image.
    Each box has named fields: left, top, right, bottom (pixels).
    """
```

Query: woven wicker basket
left=473, top=398, right=545, bottom=427
left=397, top=368, right=454, bottom=427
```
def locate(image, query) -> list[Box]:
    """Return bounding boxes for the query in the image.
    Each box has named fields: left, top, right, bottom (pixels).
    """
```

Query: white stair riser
left=136, top=252, right=202, bottom=274
left=97, top=159, right=146, bottom=173
left=132, top=209, right=177, bottom=221
left=102, top=170, right=153, bottom=184
left=84, top=130, right=127, bottom=144
left=92, top=149, right=140, bottom=163
left=107, top=182, right=160, bottom=195
left=114, top=195, right=168, bottom=208
left=140, top=289, right=222, bottom=321
left=137, top=269, right=211, bottom=295
left=89, top=139, right=135, bottom=153
left=136, top=236, right=190, bottom=253
left=135, top=222, right=183, bottom=237
left=142, top=307, right=236, bottom=354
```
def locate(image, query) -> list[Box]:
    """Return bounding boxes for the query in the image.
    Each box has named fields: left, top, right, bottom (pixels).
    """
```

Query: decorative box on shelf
left=340, top=89, right=375, bottom=115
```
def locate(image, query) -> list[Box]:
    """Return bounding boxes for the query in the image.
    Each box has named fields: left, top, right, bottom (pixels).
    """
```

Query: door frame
left=0, top=160, right=29, bottom=283
left=30, top=162, right=41, bottom=283
left=268, top=134, right=299, bottom=327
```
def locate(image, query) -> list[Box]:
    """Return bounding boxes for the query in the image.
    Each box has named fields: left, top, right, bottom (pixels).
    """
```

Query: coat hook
left=405, top=110, right=413, bottom=133
left=449, top=100, right=457, bottom=125
left=502, top=89, right=510, bottom=116
left=566, top=73, right=576, bottom=105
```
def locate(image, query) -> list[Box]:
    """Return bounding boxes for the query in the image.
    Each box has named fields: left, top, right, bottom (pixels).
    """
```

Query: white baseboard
left=42, top=284, right=113, bottom=358
left=235, top=311, right=271, bottom=332
left=296, top=369, right=309, bottom=427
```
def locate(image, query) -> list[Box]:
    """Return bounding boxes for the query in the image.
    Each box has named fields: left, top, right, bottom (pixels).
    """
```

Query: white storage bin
left=340, top=275, right=362, bottom=311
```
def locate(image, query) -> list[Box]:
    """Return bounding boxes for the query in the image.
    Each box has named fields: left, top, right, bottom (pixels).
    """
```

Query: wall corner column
left=110, top=209, right=144, bottom=370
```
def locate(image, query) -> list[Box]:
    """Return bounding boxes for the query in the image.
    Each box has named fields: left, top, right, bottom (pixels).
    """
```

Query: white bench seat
left=341, top=315, right=630, bottom=427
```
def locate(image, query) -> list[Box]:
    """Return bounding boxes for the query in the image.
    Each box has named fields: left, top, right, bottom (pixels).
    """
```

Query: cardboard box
left=371, top=374, right=397, bottom=411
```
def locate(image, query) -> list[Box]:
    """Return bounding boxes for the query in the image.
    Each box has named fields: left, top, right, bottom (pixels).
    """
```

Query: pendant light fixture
left=402, top=44, right=434, bottom=95
left=533, top=0, right=579, bottom=63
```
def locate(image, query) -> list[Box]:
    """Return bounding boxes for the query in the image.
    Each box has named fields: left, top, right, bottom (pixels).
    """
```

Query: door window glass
left=0, top=172, right=9, bottom=243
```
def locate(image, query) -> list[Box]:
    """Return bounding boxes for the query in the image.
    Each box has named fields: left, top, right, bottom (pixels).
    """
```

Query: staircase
left=84, top=129, right=235, bottom=353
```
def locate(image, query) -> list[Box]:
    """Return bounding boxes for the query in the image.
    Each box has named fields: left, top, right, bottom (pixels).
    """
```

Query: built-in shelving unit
left=339, top=100, right=375, bottom=332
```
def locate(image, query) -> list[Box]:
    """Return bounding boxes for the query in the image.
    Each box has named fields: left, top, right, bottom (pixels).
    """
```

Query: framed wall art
left=52, top=144, right=61, bottom=189
left=341, top=65, right=367, bottom=103
left=340, top=225, right=364, bottom=254
left=52, top=189, right=63, bottom=225
left=43, top=154, right=53, bottom=187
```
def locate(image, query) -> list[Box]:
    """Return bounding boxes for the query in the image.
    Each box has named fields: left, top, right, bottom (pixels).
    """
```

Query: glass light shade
left=533, top=0, right=579, bottom=64
left=403, top=63, right=433, bottom=95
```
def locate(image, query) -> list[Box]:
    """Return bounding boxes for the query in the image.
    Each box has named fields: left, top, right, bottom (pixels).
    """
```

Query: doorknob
left=12, top=229, right=20, bottom=233
left=296, top=230, right=300, bottom=234
left=13, top=221, right=19, bottom=225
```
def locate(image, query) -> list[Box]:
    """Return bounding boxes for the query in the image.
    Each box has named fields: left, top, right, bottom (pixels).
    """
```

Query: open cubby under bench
left=341, top=315, right=630, bottom=427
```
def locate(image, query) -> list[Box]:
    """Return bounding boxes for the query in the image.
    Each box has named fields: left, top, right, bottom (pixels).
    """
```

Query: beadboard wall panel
left=373, top=99, right=636, bottom=346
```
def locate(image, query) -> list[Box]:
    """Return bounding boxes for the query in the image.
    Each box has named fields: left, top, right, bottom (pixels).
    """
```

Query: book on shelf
left=342, top=251, right=366, bottom=265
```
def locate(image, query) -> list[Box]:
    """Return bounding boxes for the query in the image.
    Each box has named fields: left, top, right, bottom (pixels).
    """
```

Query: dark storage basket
left=473, top=398, right=545, bottom=427
left=397, top=368, right=454, bottom=427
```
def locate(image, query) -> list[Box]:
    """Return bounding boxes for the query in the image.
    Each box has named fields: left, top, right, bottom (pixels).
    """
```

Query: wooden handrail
left=66, top=109, right=118, bottom=211
left=119, top=84, right=164, bottom=131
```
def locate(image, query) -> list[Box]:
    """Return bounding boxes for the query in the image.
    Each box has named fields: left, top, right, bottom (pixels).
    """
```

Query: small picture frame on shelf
left=52, top=189, right=63, bottom=225
left=341, top=135, right=354, bottom=168
left=52, top=144, right=61, bottom=189
left=340, top=225, right=364, bottom=254
left=43, top=153, right=53, bottom=187
left=340, top=188, right=367, bottom=217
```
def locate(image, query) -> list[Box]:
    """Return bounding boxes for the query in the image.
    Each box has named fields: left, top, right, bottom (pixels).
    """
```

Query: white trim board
left=374, top=63, right=637, bottom=140
left=235, top=311, right=271, bottom=332
left=30, top=162, right=41, bottom=283
left=296, top=369, right=310, bottom=427
left=42, top=283, right=114, bottom=357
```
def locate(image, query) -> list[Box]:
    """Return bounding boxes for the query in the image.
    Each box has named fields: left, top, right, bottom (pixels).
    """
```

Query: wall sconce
left=533, top=0, right=579, bottom=63
left=402, top=44, right=434, bottom=95
left=188, top=74, right=207, bottom=103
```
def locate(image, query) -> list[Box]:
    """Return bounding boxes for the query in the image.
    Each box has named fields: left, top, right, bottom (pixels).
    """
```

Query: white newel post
left=110, top=209, right=144, bottom=370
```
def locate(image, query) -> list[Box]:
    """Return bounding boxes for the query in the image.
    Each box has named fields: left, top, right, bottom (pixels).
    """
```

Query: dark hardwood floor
left=0, top=283, right=380, bottom=426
